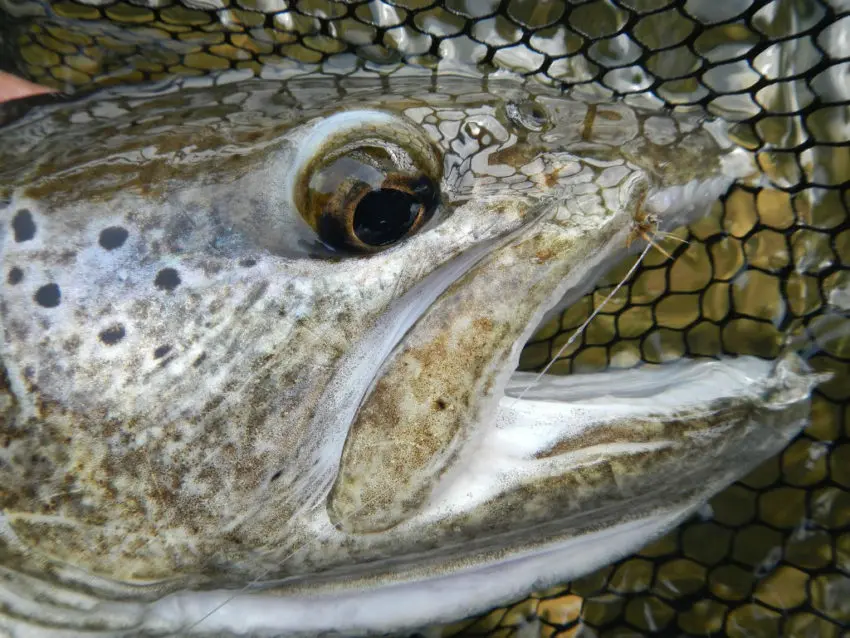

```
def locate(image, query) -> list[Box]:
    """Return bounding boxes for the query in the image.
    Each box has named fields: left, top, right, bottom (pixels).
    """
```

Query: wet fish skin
left=0, top=71, right=822, bottom=636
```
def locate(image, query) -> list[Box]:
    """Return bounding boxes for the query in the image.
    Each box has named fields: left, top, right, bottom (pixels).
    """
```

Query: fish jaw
left=0, top=73, right=823, bottom=637
left=327, top=209, right=632, bottom=533
left=326, top=173, right=736, bottom=533
left=51, top=354, right=818, bottom=638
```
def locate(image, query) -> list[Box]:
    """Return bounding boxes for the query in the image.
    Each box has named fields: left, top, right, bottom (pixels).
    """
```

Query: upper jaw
left=322, top=171, right=764, bottom=535
left=324, top=191, right=633, bottom=534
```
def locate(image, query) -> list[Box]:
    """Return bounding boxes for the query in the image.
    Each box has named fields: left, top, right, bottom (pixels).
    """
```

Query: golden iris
left=295, top=131, right=442, bottom=252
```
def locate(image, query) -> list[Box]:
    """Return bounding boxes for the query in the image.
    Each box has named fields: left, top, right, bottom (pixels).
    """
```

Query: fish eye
left=293, top=111, right=442, bottom=253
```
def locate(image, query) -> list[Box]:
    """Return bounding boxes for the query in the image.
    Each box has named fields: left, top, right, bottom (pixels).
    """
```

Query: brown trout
left=1, top=0, right=848, bottom=635
left=0, top=65, right=825, bottom=636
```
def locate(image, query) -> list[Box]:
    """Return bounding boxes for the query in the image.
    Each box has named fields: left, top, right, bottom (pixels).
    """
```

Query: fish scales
left=0, top=72, right=748, bottom=575
left=0, top=1, right=849, bottom=637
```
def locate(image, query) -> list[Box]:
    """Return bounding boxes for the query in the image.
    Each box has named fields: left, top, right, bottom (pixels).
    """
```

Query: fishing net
left=0, top=0, right=848, bottom=635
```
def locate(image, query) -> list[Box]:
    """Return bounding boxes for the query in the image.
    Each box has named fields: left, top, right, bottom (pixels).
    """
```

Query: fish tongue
left=327, top=214, right=625, bottom=534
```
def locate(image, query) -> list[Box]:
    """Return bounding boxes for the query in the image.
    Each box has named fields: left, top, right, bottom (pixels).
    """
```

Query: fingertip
left=0, top=71, right=56, bottom=104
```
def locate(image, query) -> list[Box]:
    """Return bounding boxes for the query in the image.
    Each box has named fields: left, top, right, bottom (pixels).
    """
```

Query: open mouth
left=145, top=239, right=823, bottom=638
left=303, top=177, right=824, bottom=543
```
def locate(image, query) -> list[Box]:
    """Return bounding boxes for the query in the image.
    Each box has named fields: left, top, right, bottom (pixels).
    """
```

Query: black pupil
left=353, top=188, right=422, bottom=246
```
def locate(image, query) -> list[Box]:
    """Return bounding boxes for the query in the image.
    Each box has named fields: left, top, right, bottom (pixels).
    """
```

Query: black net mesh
left=0, top=0, right=848, bottom=635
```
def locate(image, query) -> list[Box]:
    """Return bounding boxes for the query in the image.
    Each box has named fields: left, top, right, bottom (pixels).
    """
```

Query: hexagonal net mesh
left=0, top=0, right=848, bottom=635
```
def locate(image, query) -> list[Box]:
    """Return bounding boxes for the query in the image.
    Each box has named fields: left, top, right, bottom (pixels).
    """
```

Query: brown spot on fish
left=433, top=398, right=450, bottom=411
left=535, top=248, right=556, bottom=263
left=473, top=317, right=494, bottom=333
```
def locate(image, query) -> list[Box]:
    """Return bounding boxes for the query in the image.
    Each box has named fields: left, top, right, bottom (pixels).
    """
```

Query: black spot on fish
left=99, top=324, right=126, bottom=345
left=7, top=267, right=23, bottom=285
left=240, top=258, right=257, bottom=267
left=153, top=344, right=172, bottom=359
left=154, top=268, right=181, bottom=291
left=12, top=209, right=35, bottom=242
left=34, top=283, right=60, bottom=308
left=99, top=226, right=129, bottom=250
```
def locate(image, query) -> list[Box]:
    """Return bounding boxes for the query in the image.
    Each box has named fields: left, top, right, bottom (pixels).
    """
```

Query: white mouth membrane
left=124, top=180, right=820, bottom=636
left=0, top=178, right=822, bottom=638
left=0, top=353, right=819, bottom=638
left=128, top=355, right=818, bottom=638
left=429, top=355, right=817, bottom=515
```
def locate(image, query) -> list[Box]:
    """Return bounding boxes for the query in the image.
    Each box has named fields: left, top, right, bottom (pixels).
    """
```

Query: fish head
left=0, top=70, right=820, bottom=634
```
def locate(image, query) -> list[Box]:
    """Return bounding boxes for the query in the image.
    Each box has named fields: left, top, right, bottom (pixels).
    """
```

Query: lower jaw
left=0, top=353, right=818, bottom=638
left=137, top=348, right=814, bottom=636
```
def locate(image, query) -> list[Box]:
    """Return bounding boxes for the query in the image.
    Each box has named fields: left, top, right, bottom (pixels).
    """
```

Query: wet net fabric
left=0, top=0, right=848, bottom=635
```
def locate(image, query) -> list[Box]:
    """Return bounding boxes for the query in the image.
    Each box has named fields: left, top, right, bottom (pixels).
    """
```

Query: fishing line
left=176, top=476, right=404, bottom=635
left=516, top=241, right=654, bottom=401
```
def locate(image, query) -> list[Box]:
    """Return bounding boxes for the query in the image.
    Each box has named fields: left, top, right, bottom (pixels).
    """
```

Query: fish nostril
left=505, top=99, right=550, bottom=133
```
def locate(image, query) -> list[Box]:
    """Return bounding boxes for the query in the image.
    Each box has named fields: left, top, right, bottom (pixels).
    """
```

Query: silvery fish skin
left=0, top=70, right=822, bottom=636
